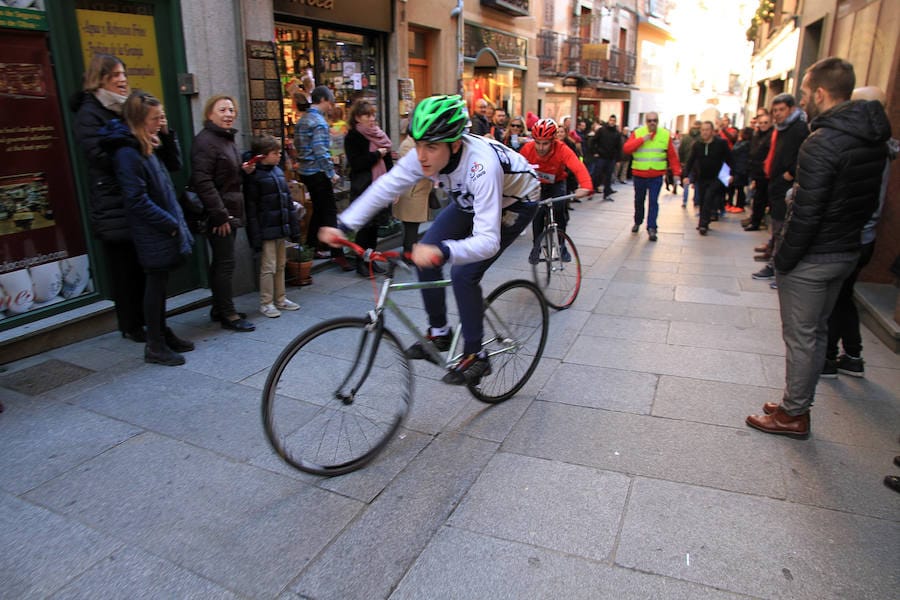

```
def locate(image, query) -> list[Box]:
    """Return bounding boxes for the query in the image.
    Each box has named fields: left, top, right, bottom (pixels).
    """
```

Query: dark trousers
left=144, top=269, right=169, bottom=349
left=207, top=228, right=237, bottom=319
left=531, top=181, right=568, bottom=243
left=826, top=242, right=875, bottom=359
left=301, top=171, right=341, bottom=259
left=418, top=200, right=537, bottom=355
left=102, top=239, right=145, bottom=334
left=633, top=175, right=663, bottom=230
left=749, top=178, right=769, bottom=228
left=592, top=158, right=616, bottom=197
left=401, top=221, right=420, bottom=254
left=696, top=178, right=725, bottom=228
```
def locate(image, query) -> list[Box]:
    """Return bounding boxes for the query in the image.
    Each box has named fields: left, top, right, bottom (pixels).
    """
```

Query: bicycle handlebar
left=333, top=238, right=401, bottom=263
left=537, top=193, right=577, bottom=206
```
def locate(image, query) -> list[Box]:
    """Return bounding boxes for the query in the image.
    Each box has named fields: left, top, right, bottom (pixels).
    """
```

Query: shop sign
left=464, top=24, right=527, bottom=68
left=76, top=7, right=163, bottom=99
left=0, top=5, right=47, bottom=31
left=1, top=31, right=91, bottom=318
left=274, top=0, right=391, bottom=33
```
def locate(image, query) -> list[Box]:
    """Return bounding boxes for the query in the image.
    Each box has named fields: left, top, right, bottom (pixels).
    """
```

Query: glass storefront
left=275, top=23, right=384, bottom=183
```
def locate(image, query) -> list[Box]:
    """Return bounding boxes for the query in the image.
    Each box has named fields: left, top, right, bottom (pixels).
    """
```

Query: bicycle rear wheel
left=468, top=279, right=549, bottom=403
left=262, top=317, right=412, bottom=476
left=532, top=228, right=582, bottom=310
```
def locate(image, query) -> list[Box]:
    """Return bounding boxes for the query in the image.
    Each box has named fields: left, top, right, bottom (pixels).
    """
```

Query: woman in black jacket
left=71, top=54, right=180, bottom=343
left=344, top=98, right=394, bottom=277
left=100, top=91, right=194, bottom=365
left=191, top=95, right=255, bottom=331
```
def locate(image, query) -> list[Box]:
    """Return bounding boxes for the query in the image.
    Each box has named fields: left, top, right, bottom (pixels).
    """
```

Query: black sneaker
left=752, top=265, right=775, bottom=280
left=405, top=331, right=452, bottom=363
left=631, top=224, right=640, bottom=233
left=528, top=248, right=540, bottom=265
left=560, top=246, right=572, bottom=262
left=821, top=358, right=838, bottom=379
left=836, top=354, right=864, bottom=377
left=648, top=228, right=658, bottom=242
left=442, top=353, right=492, bottom=385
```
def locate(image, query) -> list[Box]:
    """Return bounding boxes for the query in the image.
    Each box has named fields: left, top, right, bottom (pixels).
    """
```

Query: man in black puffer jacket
left=746, top=58, right=891, bottom=440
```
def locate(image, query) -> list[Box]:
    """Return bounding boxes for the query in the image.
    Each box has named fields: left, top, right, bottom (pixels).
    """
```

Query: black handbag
left=179, top=187, right=207, bottom=234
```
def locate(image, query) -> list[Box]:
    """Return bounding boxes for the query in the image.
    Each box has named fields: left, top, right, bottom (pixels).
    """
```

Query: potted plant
left=286, top=245, right=314, bottom=286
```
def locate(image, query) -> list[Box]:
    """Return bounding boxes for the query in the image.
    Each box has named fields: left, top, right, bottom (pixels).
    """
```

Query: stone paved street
left=2, top=186, right=899, bottom=599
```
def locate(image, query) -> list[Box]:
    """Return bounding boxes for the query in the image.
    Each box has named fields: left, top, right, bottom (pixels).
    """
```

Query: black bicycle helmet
left=410, top=95, right=468, bottom=142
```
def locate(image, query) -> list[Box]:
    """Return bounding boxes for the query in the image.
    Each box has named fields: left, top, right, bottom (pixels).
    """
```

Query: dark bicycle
left=262, top=240, right=549, bottom=476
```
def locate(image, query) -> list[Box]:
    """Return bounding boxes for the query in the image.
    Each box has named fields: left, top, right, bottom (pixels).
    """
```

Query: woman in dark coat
left=71, top=54, right=180, bottom=343
left=344, top=98, right=394, bottom=277
left=191, top=95, right=255, bottom=331
left=100, top=91, right=194, bottom=365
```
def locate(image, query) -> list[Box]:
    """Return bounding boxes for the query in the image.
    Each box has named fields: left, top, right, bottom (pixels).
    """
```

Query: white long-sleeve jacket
left=338, top=134, right=539, bottom=265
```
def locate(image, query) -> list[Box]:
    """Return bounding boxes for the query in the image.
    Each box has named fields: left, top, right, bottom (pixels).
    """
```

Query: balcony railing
left=480, top=0, right=529, bottom=17
left=537, top=29, right=636, bottom=85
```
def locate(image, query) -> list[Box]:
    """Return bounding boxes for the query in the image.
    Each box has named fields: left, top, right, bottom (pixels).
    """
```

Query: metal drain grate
left=0, top=359, right=94, bottom=396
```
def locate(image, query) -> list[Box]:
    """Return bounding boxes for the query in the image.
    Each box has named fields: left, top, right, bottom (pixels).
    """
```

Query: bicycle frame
left=537, top=193, right=576, bottom=233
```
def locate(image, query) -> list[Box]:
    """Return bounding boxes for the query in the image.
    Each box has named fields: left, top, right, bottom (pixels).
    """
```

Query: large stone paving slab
left=503, top=401, right=784, bottom=497
left=0, top=400, right=142, bottom=494
left=667, top=320, right=784, bottom=355
left=617, top=477, right=900, bottom=599
left=538, top=363, right=657, bottom=414
left=391, top=526, right=740, bottom=599
left=49, top=545, right=240, bottom=599
left=72, top=367, right=270, bottom=463
left=675, top=285, right=779, bottom=309
left=0, top=492, right=122, bottom=600
left=448, top=453, right=630, bottom=561
left=24, top=433, right=362, bottom=598
left=289, top=432, right=497, bottom=600
left=594, top=295, right=754, bottom=327
left=566, top=335, right=766, bottom=386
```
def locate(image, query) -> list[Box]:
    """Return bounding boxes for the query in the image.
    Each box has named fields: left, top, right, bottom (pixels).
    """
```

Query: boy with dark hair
left=244, top=135, right=301, bottom=318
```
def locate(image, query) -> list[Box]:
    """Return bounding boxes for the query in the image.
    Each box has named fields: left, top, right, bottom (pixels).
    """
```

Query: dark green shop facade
left=0, top=0, right=204, bottom=341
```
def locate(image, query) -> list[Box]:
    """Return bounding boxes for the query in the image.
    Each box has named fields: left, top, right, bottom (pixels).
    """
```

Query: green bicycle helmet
left=410, top=94, right=468, bottom=142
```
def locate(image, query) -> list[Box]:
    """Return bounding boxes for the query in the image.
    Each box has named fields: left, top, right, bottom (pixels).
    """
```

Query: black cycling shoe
left=405, top=332, right=451, bottom=363
left=443, top=353, right=492, bottom=385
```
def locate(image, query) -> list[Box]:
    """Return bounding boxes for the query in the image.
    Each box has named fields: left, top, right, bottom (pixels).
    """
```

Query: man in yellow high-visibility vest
left=622, top=112, right=681, bottom=242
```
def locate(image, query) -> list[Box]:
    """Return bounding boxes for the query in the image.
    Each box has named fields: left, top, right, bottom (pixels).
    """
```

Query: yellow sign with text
left=76, top=9, right=162, bottom=100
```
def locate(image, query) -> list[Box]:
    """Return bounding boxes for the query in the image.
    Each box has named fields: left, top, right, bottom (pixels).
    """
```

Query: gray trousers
left=776, top=258, right=857, bottom=415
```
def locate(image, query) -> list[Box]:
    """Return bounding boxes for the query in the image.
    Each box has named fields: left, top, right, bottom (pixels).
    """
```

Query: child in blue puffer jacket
left=242, top=135, right=301, bottom=318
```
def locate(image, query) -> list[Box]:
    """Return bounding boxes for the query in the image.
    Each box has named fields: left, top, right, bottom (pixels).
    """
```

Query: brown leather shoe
left=762, top=402, right=778, bottom=415
left=753, top=244, right=769, bottom=253
left=746, top=406, right=810, bottom=439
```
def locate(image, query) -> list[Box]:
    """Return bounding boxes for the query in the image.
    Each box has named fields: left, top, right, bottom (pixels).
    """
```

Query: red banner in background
left=0, top=28, right=85, bottom=274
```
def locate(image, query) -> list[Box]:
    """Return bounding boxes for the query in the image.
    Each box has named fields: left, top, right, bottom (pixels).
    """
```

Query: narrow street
left=2, top=187, right=898, bottom=599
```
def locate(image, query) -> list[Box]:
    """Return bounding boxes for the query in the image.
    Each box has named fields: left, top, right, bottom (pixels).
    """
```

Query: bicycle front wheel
left=468, top=279, right=549, bottom=403
left=532, top=228, right=582, bottom=310
left=262, top=317, right=412, bottom=476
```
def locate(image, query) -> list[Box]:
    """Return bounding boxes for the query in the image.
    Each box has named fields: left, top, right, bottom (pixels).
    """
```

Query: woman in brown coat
left=191, top=95, right=255, bottom=331
left=393, top=118, right=432, bottom=256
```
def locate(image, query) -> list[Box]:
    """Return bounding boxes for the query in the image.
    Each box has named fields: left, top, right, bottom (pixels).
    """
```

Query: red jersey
left=519, top=140, right=592, bottom=190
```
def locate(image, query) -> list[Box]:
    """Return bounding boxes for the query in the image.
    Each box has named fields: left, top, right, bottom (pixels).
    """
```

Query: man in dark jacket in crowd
left=751, top=93, right=809, bottom=281
left=677, top=120, right=701, bottom=207
left=744, top=112, right=774, bottom=233
left=590, top=115, right=623, bottom=200
left=470, top=99, right=492, bottom=136
left=681, top=121, right=731, bottom=235
left=746, top=57, right=891, bottom=439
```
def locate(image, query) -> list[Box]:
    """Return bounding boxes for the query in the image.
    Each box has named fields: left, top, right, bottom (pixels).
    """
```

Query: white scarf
left=94, top=88, right=127, bottom=115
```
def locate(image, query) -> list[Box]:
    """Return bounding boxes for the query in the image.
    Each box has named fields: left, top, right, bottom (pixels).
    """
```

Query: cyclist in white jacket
left=320, top=94, right=540, bottom=385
